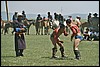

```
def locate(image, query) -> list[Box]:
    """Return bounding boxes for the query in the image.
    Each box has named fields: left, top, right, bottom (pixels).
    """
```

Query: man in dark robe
left=14, top=15, right=27, bottom=57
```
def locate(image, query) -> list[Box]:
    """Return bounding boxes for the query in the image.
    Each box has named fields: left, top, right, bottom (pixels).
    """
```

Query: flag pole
left=5, top=1, right=9, bottom=22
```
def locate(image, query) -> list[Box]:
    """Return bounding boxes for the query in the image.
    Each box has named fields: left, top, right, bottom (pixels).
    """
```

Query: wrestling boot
left=60, top=47, right=67, bottom=58
left=16, top=50, right=20, bottom=57
left=51, top=47, right=58, bottom=58
left=20, top=49, right=24, bottom=56
left=74, top=50, right=81, bottom=60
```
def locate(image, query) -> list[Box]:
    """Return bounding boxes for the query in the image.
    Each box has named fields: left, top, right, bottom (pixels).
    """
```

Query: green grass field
left=1, top=26, right=99, bottom=66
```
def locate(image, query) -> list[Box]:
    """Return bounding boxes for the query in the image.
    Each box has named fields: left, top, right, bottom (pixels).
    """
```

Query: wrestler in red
left=66, top=19, right=83, bottom=60
left=50, top=24, right=68, bottom=58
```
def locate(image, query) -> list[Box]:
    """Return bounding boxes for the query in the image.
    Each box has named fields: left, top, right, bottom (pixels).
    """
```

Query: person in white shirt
left=89, top=29, right=99, bottom=41
left=83, top=28, right=91, bottom=40
left=75, top=15, right=81, bottom=27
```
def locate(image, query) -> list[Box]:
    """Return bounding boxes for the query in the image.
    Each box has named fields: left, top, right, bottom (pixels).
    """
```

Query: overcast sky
left=1, top=1, right=99, bottom=15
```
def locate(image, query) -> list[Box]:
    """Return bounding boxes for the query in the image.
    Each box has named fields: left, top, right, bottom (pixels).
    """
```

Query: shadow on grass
left=1, top=56, right=16, bottom=58
left=41, top=56, right=74, bottom=60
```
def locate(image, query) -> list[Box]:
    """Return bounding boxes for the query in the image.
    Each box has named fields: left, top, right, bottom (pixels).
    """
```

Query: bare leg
left=50, top=37, right=58, bottom=58
left=73, top=39, right=81, bottom=60
left=57, top=39, right=66, bottom=57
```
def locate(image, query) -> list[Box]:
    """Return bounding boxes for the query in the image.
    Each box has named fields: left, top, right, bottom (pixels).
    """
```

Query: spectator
left=87, top=13, right=92, bottom=24
left=12, top=12, right=18, bottom=34
left=75, top=15, right=81, bottom=27
left=35, top=14, right=42, bottom=35
left=75, top=15, right=83, bottom=34
left=83, top=28, right=91, bottom=40
left=90, top=13, right=99, bottom=32
left=12, top=12, right=18, bottom=22
left=58, top=14, right=64, bottom=24
left=47, top=12, right=53, bottom=28
left=68, top=16, right=73, bottom=22
left=22, top=11, right=26, bottom=21
left=54, top=12, right=59, bottom=20
left=47, top=12, right=53, bottom=22
left=89, top=29, right=99, bottom=41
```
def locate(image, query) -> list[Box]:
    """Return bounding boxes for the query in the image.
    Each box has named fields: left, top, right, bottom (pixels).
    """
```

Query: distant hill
left=63, top=13, right=88, bottom=20
left=1, top=11, right=37, bottom=20
left=1, top=11, right=88, bottom=21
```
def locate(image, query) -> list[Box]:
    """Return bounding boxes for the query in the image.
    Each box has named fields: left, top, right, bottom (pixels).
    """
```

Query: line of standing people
left=35, top=12, right=65, bottom=35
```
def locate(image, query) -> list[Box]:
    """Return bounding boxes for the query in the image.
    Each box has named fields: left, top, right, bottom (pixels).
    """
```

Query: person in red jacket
left=66, top=19, right=83, bottom=60
left=50, top=24, right=68, bottom=58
